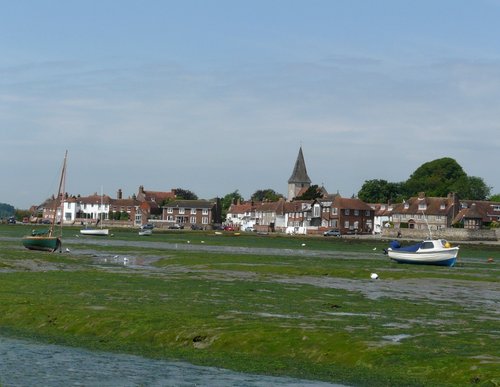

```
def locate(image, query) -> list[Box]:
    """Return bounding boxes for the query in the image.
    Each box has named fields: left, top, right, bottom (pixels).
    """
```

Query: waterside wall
left=382, top=228, right=498, bottom=241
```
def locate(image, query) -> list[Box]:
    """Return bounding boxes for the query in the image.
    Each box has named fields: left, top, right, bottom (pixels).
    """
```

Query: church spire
left=288, top=147, right=311, bottom=184
left=287, top=147, right=311, bottom=201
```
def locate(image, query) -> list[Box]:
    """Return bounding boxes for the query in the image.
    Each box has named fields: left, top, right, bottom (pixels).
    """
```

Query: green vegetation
left=358, top=157, right=492, bottom=202
left=0, top=224, right=499, bottom=386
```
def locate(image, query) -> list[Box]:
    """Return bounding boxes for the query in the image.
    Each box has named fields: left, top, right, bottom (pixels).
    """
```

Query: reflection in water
left=0, top=337, right=345, bottom=386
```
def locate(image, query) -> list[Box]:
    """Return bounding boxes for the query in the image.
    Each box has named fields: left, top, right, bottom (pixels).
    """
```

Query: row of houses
left=32, top=147, right=499, bottom=233
left=35, top=186, right=221, bottom=229
left=226, top=192, right=500, bottom=234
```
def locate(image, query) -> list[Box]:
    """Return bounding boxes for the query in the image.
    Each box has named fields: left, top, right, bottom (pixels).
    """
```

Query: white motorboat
left=386, top=239, right=459, bottom=267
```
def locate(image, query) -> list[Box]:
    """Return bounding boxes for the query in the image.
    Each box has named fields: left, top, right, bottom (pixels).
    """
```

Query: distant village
left=27, top=147, right=500, bottom=240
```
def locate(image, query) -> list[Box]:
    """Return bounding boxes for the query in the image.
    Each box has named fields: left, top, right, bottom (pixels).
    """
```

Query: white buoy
left=373, top=247, right=377, bottom=250
left=370, top=273, right=379, bottom=280
left=65, top=247, right=71, bottom=252
left=187, top=240, right=191, bottom=244
left=301, top=243, right=306, bottom=247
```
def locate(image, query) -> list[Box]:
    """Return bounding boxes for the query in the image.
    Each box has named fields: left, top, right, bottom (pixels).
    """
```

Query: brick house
left=162, top=199, right=221, bottom=229
left=330, top=196, right=375, bottom=234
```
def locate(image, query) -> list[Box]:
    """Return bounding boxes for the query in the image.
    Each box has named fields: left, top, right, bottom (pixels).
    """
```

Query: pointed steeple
left=288, top=147, right=311, bottom=184
left=287, top=147, right=312, bottom=201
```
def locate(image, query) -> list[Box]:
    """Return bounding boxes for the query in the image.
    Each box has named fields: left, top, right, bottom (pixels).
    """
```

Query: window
left=190, top=216, right=196, bottom=223
left=202, top=217, right=208, bottom=224
left=345, top=209, right=350, bottom=215
left=404, top=203, right=409, bottom=209
left=167, top=208, right=173, bottom=214
left=332, top=208, right=338, bottom=215
left=179, top=208, right=185, bottom=214
left=354, top=210, right=359, bottom=216
left=313, top=205, right=320, bottom=217
left=202, top=209, right=209, bottom=215
left=418, top=203, right=427, bottom=211
left=191, top=208, right=197, bottom=214
left=344, top=221, right=350, bottom=229
left=365, top=210, right=370, bottom=216
left=493, top=205, right=500, bottom=211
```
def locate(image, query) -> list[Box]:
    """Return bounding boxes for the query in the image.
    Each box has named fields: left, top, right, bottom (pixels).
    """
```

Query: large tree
left=404, top=157, right=467, bottom=197
left=357, top=157, right=491, bottom=201
left=0, top=203, right=15, bottom=219
left=251, top=189, right=283, bottom=202
left=357, top=180, right=405, bottom=203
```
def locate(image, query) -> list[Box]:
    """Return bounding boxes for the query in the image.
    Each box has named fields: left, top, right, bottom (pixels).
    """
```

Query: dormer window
left=418, top=203, right=427, bottom=211
left=440, top=204, right=446, bottom=210
left=404, top=203, right=409, bottom=209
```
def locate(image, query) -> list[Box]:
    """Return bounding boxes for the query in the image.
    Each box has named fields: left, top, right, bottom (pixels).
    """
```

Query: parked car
left=323, top=229, right=341, bottom=237
left=223, top=225, right=234, bottom=231
left=168, top=224, right=184, bottom=229
left=140, top=223, right=154, bottom=230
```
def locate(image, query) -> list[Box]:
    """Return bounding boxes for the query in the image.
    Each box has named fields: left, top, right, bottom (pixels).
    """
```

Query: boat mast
left=50, top=150, right=68, bottom=237
left=422, top=210, right=432, bottom=239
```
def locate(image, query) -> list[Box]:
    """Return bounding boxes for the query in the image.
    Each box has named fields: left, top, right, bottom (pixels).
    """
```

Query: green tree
left=251, top=189, right=283, bottom=202
left=173, top=188, right=198, bottom=200
left=489, top=193, right=500, bottom=202
left=220, top=190, right=244, bottom=222
left=358, top=180, right=405, bottom=203
left=294, top=185, right=323, bottom=200
left=0, top=203, right=15, bottom=219
left=450, top=176, right=491, bottom=200
left=404, top=157, right=467, bottom=197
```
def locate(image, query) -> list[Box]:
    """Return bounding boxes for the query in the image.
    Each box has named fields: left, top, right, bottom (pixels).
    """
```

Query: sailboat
left=80, top=187, right=109, bottom=236
left=22, top=151, right=68, bottom=252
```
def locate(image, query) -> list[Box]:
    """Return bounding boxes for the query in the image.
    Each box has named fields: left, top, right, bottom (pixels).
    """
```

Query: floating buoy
left=370, top=273, right=379, bottom=280
left=301, top=243, right=306, bottom=247
left=373, top=247, right=377, bottom=250
left=65, top=247, right=71, bottom=252
left=487, top=257, right=494, bottom=263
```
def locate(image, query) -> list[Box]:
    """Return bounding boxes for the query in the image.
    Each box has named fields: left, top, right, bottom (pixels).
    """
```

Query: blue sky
left=2, top=0, right=499, bottom=208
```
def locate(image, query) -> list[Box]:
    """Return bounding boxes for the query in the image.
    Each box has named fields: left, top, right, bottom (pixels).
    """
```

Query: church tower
left=287, top=147, right=311, bottom=201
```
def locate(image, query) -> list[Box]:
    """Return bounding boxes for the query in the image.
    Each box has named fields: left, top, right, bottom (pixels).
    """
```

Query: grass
left=0, top=224, right=499, bottom=386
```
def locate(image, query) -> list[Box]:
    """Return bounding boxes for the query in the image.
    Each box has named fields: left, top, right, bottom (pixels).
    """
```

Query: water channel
left=0, top=337, right=345, bottom=386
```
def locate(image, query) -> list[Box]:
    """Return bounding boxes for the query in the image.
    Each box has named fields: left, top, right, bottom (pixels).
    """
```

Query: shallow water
left=0, top=337, right=344, bottom=387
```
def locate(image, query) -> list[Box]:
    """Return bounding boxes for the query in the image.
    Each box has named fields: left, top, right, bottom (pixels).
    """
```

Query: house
left=391, top=192, right=460, bottom=231
left=284, top=200, right=312, bottom=234
left=453, top=200, right=500, bottom=229
left=226, top=201, right=256, bottom=230
left=136, top=185, right=176, bottom=218
left=330, top=196, right=375, bottom=234
left=369, top=202, right=395, bottom=234
left=253, top=199, right=286, bottom=232
left=162, top=199, right=220, bottom=229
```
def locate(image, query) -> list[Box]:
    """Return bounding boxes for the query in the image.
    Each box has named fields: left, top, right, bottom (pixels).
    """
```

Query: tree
left=221, top=190, right=244, bottom=222
left=358, top=180, right=405, bottom=203
left=173, top=188, right=198, bottom=200
left=489, top=193, right=500, bottom=202
left=450, top=176, right=491, bottom=201
left=294, top=185, right=323, bottom=200
left=251, top=189, right=283, bottom=202
left=0, top=203, right=15, bottom=219
left=404, top=157, right=467, bottom=197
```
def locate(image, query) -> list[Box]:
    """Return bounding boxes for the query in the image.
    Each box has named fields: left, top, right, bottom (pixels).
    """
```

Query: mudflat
left=0, top=226, right=499, bottom=386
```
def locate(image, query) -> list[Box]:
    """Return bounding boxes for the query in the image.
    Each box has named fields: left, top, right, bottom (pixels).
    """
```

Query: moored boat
left=22, top=151, right=67, bottom=252
left=386, top=239, right=459, bottom=267
left=80, top=227, right=109, bottom=236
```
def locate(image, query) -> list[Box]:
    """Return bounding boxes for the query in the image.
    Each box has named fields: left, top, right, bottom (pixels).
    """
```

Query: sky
left=2, top=0, right=500, bottom=209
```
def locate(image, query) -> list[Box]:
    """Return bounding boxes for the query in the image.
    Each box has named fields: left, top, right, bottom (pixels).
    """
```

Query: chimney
left=117, top=189, right=123, bottom=200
